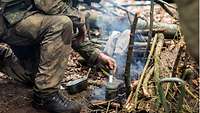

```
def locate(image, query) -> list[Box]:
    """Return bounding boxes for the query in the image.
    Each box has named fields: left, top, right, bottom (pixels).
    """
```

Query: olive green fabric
left=0, top=43, right=33, bottom=84
left=0, top=0, right=101, bottom=94
left=2, top=0, right=34, bottom=25
left=3, top=0, right=80, bottom=25
left=1, top=14, right=73, bottom=94
left=175, top=0, right=199, bottom=61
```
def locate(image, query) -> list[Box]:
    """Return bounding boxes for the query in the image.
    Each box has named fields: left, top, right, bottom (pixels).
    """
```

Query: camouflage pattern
left=0, top=0, right=101, bottom=94
left=0, top=43, right=34, bottom=84
left=3, top=0, right=80, bottom=25
left=2, top=0, right=34, bottom=25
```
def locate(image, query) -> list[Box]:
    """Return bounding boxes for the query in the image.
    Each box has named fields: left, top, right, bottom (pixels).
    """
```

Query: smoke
left=103, top=30, right=146, bottom=80
left=95, top=15, right=130, bottom=33
left=90, top=1, right=147, bottom=81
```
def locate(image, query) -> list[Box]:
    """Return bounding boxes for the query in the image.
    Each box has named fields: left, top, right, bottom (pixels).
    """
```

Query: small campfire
left=0, top=1, right=198, bottom=113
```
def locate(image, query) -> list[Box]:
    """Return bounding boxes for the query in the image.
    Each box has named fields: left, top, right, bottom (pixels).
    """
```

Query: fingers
left=98, top=52, right=117, bottom=74
left=108, top=58, right=117, bottom=74
left=112, top=60, right=117, bottom=74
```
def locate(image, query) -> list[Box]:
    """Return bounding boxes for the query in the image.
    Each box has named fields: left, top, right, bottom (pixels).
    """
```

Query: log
left=87, top=14, right=179, bottom=38
left=137, top=29, right=178, bottom=39
left=137, top=19, right=179, bottom=38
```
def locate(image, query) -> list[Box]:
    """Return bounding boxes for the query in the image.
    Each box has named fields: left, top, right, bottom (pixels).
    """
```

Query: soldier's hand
left=98, top=52, right=117, bottom=74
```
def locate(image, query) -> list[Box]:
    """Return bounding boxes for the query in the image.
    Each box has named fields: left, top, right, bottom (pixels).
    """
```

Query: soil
left=0, top=52, right=109, bottom=113
left=0, top=52, right=91, bottom=113
left=0, top=78, right=47, bottom=113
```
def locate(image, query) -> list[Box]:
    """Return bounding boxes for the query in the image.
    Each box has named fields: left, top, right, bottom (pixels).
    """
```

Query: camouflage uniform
left=0, top=0, right=100, bottom=94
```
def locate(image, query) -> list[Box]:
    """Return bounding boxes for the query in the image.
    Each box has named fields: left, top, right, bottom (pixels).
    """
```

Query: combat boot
left=32, top=91, right=82, bottom=113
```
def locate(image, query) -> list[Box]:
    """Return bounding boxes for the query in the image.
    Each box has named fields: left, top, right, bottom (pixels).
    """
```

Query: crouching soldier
left=0, top=0, right=116, bottom=113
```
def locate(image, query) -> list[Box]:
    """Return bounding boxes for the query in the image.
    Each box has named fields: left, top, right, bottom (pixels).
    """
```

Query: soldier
left=0, top=0, right=116, bottom=113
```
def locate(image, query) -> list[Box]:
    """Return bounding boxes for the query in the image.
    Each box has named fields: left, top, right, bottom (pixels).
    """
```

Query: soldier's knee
left=56, top=16, right=73, bottom=30
left=46, top=16, right=73, bottom=44
left=56, top=16, right=73, bottom=44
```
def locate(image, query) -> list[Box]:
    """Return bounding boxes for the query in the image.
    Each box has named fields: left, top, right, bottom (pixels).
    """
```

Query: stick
left=142, top=66, right=155, bottom=97
left=159, top=78, right=185, bottom=113
left=133, top=33, right=158, bottom=108
left=153, top=33, right=165, bottom=110
left=91, top=100, right=120, bottom=108
left=124, top=13, right=139, bottom=96
left=172, top=38, right=185, bottom=77
left=106, top=101, right=111, bottom=113
left=125, top=91, right=134, bottom=105
left=145, top=0, right=155, bottom=56
left=164, top=72, right=172, bottom=97
left=154, top=33, right=165, bottom=79
left=155, top=0, right=177, bottom=10
left=157, top=2, right=178, bottom=20
left=185, top=86, right=198, bottom=100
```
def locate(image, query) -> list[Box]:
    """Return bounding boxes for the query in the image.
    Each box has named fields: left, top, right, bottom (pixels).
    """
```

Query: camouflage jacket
left=2, top=0, right=101, bottom=64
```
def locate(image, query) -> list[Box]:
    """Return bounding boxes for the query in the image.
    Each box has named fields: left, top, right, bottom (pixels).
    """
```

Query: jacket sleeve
left=72, top=39, right=101, bottom=65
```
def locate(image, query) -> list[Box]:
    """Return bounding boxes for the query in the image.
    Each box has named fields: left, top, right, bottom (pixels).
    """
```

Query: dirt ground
left=0, top=50, right=198, bottom=113
left=0, top=74, right=93, bottom=113
left=0, top=52, right=91, bottom=113
left=0, top=78, right=48, bottom=113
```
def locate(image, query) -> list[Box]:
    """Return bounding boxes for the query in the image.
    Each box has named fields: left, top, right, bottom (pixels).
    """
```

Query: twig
left=133, top=33, right=158, bottom=108
left=183, top=98, right=194, bottom=113
left=124, top=13, right=139, bottom=96
left=115, top=105, right=118, bottom=113
left=157, top=2, right=178, bottom=20
left=125, top=91, right=134, bottom=105
left=185, top=86, right=198, bottom=100
left=154, top=33, right=164, bottom=82
left=164, top=76, right=172, bottom=97
left=172, top=38, right=185, bottom=77
left=106, top=101, right=111, bottom=113
left=142, top=66, right=155, bottom=97
left=86, top=68, right=91, bottom=78
left=153, top=33, right=165, bottom=110
left=145, top=0, right=155, bottom=56
left=159, top=78, right=185, bottom=113
left=106, top=0, right=135, bottom=16
left=155, top=0, right=177, bottom=10
left=167, top=37, right=185, bottom=96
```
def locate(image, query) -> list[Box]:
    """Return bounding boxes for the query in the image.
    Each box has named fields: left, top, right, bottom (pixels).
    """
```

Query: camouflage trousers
left=0, top=13, right=73, bottom=94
